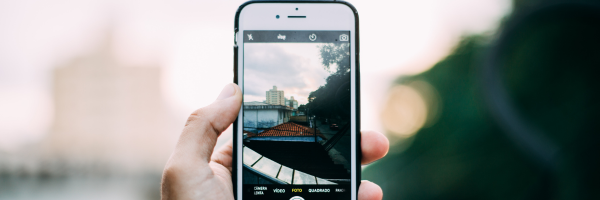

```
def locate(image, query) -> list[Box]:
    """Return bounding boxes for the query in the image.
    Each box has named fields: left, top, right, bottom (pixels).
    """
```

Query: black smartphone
left=233, top=1, right=360, bottom=200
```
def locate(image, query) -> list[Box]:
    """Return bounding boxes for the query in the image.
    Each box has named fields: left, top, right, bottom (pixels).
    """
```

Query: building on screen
left=265, top=86, right=285, bottom=105
left=288, top=96, right=298, bottom=109
left=243, top=101, right=292, bottom=133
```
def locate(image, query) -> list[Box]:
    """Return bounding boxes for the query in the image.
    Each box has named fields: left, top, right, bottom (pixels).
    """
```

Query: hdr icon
left=277, top=34, right=286, bottom=40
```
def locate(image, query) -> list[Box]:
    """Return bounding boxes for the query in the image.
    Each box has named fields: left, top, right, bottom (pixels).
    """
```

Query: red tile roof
left=247, top=122, right=326, bottom=140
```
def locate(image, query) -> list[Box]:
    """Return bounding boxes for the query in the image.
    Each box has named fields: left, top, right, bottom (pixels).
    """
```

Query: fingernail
left=216, top=84, right=236, bottom=100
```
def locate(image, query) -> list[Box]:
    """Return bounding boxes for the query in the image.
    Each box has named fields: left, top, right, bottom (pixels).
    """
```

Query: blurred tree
left=363, top=2, right=600, bottom=199
left=364, top=37, right=541, bottom=200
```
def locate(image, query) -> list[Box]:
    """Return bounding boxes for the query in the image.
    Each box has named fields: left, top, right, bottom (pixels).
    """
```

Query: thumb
left=174, top=83, right=242, bottom=163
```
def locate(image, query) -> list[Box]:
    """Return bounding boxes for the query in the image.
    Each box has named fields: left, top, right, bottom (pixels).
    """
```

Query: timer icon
left=308, top=33, right=317, bottom=41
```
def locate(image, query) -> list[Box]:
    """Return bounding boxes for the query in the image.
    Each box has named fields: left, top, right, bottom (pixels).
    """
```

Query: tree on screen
left=307, top=43, right=351, bottom=122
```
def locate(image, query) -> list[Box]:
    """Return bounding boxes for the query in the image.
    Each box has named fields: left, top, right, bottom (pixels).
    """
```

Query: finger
left=361, top=130, right=389, bottom=165
left=358, top=180, right=383, bottom=200
left=174, top=83, right=242, bottom=163
left=211, top=139, right=233, bottom=171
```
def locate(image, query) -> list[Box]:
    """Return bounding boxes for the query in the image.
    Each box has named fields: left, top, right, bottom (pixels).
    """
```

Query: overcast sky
left=244, top=43, right=332, bottom=105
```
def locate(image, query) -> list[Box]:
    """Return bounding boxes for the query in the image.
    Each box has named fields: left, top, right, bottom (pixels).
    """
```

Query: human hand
left=161, top=83, right=389, bottom=200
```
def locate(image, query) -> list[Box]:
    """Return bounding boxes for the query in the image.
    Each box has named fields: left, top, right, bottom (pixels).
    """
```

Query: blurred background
left=1, top=0, right=598, bottom=199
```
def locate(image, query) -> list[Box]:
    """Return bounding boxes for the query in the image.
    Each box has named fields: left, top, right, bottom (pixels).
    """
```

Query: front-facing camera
left=276, top=15, right=280, bottom=19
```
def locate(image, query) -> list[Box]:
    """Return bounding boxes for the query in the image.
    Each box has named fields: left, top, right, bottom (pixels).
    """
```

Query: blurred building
left=265, top=85, right=285, bottom=105
left=41, top=33, right=172, bottom=176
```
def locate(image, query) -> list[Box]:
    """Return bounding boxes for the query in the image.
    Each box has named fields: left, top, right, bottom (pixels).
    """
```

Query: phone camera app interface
left=242, top=31, right=351, bottom=200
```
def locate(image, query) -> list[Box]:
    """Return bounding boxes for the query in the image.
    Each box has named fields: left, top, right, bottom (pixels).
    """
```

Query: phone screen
left=242, top=30, right=352, bottom=200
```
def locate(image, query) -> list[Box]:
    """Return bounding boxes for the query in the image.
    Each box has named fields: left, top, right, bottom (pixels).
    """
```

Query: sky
left=244, top=43, right=332, bottom=105
left=0, top=0, right=512, bottom=151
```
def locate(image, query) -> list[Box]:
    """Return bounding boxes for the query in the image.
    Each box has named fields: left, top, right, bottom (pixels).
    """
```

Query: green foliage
left=307, top=43, right=351, bottom=121
left=363, top=36, right=541, bottom=200
left=297, top=104, right=307, bottom=113
left=364, top=11, right=600, bottom=198
left=319, top=43, right=350, bottom=75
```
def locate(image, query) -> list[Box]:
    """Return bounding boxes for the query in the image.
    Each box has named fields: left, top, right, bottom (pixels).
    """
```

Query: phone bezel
left=233, top=1, right=360, bottom=199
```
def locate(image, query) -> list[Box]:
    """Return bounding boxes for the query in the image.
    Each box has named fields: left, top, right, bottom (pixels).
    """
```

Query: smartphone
left=233, top=1, right=360, bottom=200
